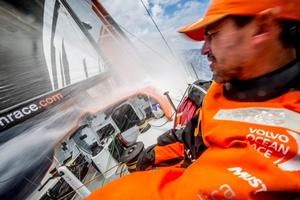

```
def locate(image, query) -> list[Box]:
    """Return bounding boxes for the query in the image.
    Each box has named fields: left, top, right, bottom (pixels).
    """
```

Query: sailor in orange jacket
left=136, top=113, right=205, bottom=170
left=87, top=0, right=300, bottom=199
left=136, top=81, right=212, bottom=170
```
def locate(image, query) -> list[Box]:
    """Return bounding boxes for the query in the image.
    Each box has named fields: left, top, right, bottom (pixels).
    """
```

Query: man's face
left=201, top=17, right=254, bottom=83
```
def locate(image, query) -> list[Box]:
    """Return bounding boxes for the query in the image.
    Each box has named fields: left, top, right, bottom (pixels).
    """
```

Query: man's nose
left=201, top=40, right=210, bottom=55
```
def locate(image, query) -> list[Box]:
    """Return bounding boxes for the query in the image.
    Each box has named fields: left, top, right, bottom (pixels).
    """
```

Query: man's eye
left=205, top=30, right=219, bottom=41
left=209, top=31, right=218, bottom=39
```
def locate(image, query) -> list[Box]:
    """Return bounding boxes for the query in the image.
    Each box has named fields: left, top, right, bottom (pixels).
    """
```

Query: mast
left=91, top=0, right=128, bottom=40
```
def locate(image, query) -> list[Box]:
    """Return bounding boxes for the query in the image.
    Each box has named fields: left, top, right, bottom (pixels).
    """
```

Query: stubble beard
left=212, top=65, right=243, bottom=83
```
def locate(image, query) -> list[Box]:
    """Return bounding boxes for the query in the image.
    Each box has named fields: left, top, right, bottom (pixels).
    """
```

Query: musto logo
left=227, top=167, right=267, bottom=194
left=0, top=93, right=63, bottom=130
left=246, top=127, right=300, bottom=171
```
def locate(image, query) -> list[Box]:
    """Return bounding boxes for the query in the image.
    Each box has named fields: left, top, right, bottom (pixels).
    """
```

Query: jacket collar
left=223, top=59, right=300, bottom=102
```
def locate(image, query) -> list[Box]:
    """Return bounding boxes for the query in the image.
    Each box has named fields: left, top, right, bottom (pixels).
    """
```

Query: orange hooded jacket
left=87, top=82, right=300, bottom=200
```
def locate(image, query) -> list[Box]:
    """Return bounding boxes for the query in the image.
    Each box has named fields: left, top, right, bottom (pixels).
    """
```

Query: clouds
left=96, top=0, right=212, bottom=96
left=151, top=3, right=164, bottom=19
left=150, top=0, right=181, bottom=6
left=99, top=0, right=209, bottom=51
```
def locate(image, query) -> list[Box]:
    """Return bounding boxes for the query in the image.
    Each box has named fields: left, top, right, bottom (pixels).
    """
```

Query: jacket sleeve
left=136, top=114, right=208, bottom=170
left=136, top=129, right=184, bottom=171
left=153, top=142, right=184, bottom=166
left=86, top=143, right=300, bottom=200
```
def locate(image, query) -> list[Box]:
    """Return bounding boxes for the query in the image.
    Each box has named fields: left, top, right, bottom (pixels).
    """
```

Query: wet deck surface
left=72, top=117, right=173, bottom=199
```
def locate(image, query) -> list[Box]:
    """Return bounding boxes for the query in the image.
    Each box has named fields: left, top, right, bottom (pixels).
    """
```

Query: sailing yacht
left=0, top=0, right=209, bottom=199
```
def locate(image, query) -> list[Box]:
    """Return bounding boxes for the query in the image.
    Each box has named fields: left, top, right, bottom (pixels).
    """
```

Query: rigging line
left=24, top=176, right=39, bottom=188
left=139, top=0, right=190, bottom=86
left=118, top=24, right=174, bottom=66
left=139, top=0, right=178, bottom=61
left=57, top=162, right=123, bottom=200
left=190, top=62, right=200, bottom=80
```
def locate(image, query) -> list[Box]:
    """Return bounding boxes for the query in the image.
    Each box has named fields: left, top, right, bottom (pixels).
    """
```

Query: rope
left=140, top=0, right=178, bottom=61
left=118, top=24, right=174, bottom=66
left=57, top=161, right=126, bottom=200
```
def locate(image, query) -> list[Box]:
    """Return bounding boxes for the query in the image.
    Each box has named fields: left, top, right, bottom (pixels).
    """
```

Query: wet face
left=201, top=17, right=254, bottom=83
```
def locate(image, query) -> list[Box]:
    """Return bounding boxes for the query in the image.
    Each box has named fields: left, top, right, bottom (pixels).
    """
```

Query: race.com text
left=0, top=93, right=64, bottom=129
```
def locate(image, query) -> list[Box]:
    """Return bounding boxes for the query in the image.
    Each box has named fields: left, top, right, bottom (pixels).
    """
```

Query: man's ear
left=252, top=7, right=281, bottom=43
